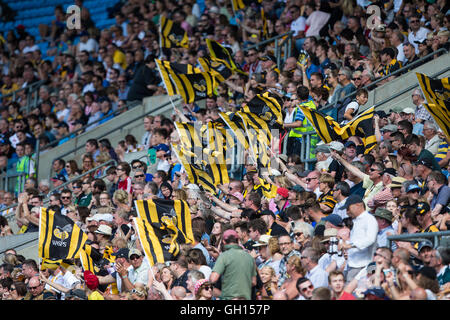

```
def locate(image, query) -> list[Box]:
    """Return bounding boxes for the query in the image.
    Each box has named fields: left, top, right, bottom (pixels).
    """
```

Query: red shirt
left=335, top=291, right=356, bottom=300
left=118, top=176, right=132, bottom=194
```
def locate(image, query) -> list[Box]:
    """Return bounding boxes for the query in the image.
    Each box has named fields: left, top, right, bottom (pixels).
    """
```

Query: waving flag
left=38, top=207, right=88, bottom=260
left=159, top=16, right=188, bottom=49
left=299, top=106, right=377, bottom=154
left=416, top=73, right=450, bottom=140
left=172, top=71, right=217, bottom=104
left=198, top=56, right=233, bottom=82
left=206, top=39, right=247, bottom=75
left=134, top=199, right=193, bottom=265
left=242, top=91, right=284, bottom=129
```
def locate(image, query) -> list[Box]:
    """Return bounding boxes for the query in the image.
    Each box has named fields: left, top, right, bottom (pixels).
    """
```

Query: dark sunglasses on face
left=301, top=284, right=314, bottom=292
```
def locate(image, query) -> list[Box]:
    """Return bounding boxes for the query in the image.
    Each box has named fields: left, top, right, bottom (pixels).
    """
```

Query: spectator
left=210, top=229, right=257, bottom=300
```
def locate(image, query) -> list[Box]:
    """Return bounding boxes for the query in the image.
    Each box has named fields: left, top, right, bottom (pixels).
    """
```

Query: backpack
left=335, top=96, right=353, bottom=123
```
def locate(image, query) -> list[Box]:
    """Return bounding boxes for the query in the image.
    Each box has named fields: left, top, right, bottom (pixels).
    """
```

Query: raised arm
left=330, top=150, right=367, bottom=181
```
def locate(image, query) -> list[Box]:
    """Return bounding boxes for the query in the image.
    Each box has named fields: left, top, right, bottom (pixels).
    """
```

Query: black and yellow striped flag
left=258, top=177, right=278, bottom=199
left=102, top=246, right=116, bottom=264
left=38, top=207, right=88, bottom=260
left=172, top=71, right=217, bottom=104
left=238, top=110, right=272, bottom=168
left=133, top=199, right=194, bottom=265
left=79, top=248, right=100, bottom=274
left=164, top=61, right=201, bottom=74
left=340, top=107, right=377, bottom=153
left=261, top=8, right=268, bottom=39
left=299, top=105, right=377, bottom=153
left=40, top=258, right=73, bottom=271
left=174, top=121, right=205, bottom=165
left=206, top=39, right=247, bottom=75
left=219, top=111, right=250, bottom=149
left=155, top=59, right=178, bottom=96
left=242, top=91, right=284, bottom=129
left=205, top=122, right=230, bottom=186
left=198, top=56, right=233, bottom=83
left=416, top=73, right=450, bottom=140
left=159, top=15, right=188, bottom=49
left=172, top=143, right=218, bottom=195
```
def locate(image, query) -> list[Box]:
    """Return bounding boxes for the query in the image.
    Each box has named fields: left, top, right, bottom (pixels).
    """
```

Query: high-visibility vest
left=288, top=100, right=317, bottom=138
left=15, top=156, right=32, bottom=193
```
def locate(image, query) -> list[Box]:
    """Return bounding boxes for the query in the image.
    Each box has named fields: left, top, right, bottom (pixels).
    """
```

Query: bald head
left=171, top=286, right=187, bottom=300
left=410, top=287, right=427, bottom=300
left=28, top=276, right=44, bottom=296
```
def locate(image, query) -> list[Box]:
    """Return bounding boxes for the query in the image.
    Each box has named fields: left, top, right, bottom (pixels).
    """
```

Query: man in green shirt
left=406, top=134, right=441, bottom=171
left=210, top=229, right=257, bottom=300
left=73, top=180, right=92, bottom=207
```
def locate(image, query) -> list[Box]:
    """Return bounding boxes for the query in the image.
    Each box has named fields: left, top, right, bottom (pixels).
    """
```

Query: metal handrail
left=0, top=79, right=46, bottom=114
left=241, top=31, right=294, bottom=70
left=366, top=65, right=450, bottom=112
left=322, top=47, right=449, bottom=111
left=46, top=97, right=182, bottom=181
left=388, top=231, right=450, bottom=249
left=45, top=158, right=117, bottom=198
left=3, top=159, right=117, bottom=234
left=242, top=31, right=294, bottom=52
left=297, top=65, right=450, bottom=161
left=42, top=100, right=141, bottom=150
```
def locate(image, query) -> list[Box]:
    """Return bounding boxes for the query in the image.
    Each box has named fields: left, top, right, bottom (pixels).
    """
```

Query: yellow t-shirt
left=113, top=49, right=127, bottom=70
left=88, top=291, right=105, bottom=300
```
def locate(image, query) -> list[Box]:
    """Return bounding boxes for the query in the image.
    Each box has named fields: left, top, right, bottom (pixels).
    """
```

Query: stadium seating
left=0, top=0, right=119, bottom=40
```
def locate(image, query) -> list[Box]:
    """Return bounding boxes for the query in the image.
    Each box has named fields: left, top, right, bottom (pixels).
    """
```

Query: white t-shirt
left=345, top=101, right=359, bottom=117
left=305, top=11, right=330, bottom=37
left=290, top=16, right=306, bottom=37
left=78, top=38, right=99, bottom=53
left=23, top=45, right=39, bottom=54
left=198, top=265, right=212, bottom=280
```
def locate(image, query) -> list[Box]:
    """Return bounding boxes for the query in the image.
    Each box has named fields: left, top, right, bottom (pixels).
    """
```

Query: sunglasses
left=132, top=165, right=142, bottom=169
left=301, top=284, right=314, bottom=292
left=294, top=232, right=303, bottom=237
left=28, top=284, right=41, bottom=290
left=353, top=77, right=361, bottom=81
left=306, top=177, right=318, bottom=183
left=134, top=174, right=145, bottom=178
left=61, top=196, right=71, bottom=199
left=130, top=255, right=141, bottom=261
left=203, top=285, right=213, bottom=291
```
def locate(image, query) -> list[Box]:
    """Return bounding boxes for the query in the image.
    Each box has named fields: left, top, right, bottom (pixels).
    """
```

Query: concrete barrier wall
left=361, top=52, right=450, bottom=113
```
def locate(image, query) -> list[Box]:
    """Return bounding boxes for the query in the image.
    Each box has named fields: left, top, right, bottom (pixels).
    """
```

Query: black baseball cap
left=341, top=194, right=364, bottom=210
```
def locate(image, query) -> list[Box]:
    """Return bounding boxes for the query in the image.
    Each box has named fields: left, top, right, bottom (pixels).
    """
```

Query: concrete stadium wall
left=360, top=52, right=450, bottom=113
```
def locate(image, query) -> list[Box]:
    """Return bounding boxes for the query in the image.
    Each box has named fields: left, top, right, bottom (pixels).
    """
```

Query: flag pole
left=155, top=59, right=180, bottom=111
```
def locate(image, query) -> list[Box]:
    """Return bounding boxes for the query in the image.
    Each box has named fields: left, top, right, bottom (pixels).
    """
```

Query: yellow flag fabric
left=416, top=73, right=450, bottom=140
left=133, top=199, right=194, bottom=265
left=159, top=15, right=188, bottom=49
left=38, top=207, right=88, bottom=260
left=299, top=106, right=377, bottom=154
left=171, top=71, right=217, bottom=104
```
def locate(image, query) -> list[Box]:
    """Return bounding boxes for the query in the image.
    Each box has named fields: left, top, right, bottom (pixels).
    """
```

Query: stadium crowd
left=0, top=0, right=450, bottom=301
